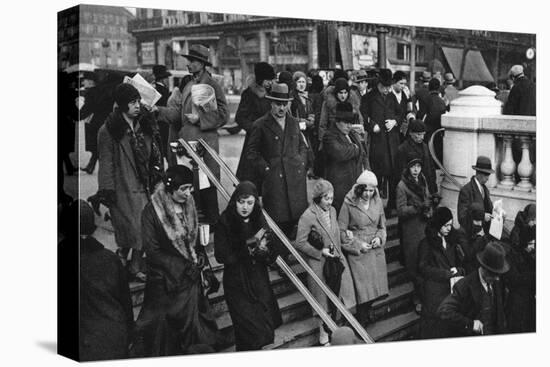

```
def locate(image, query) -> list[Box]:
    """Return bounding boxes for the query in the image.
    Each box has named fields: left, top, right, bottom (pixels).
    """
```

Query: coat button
left=279, top=174, right=283, bottom=178
left=275, top=136, right=279, bottom=140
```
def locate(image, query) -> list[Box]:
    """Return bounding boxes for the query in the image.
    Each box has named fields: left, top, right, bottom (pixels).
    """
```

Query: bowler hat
left=472, top=156, right=495, bottom=174
left=420, top=71, right=432, bottom=82
left=152, top=64, right=171, bottom=79
left=444, top=72, right=456, bottom=84
left=334, top=102, right=355, bottom=123
left=181, top=44, right=212, bottom=66
left=265, top=83, right=293, bottom=102
left=477, top=241, right=510, bottom=274
left=378, top=68, right=393, bottom=87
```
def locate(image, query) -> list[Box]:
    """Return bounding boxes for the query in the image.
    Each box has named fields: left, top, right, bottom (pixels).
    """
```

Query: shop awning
left=441, top=46, right=494, bottom=82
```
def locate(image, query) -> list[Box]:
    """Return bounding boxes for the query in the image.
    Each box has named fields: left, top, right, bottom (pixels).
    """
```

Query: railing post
left=515, top=135, right=534, bottom=191
left=497, top=134, right=516, bottom=189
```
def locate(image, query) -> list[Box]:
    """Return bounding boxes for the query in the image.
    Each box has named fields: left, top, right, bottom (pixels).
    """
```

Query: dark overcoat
left=338, top=189, right=389, bottom=304
left=503, top=76, right=536, bottom=116
left=322, top=125, right=368, bottom=212
left=97, top=110, right=160, bottom=250
left=437, top=271, right=508, bottom=336
left=364, top=89, right=401, bottom=177
left=396, top=174, right=430, bottom=293
left=246, top=112, right=308, bottom=223
left=395, top=137, right=438, bottom=194
left=457, top=176, right=494, bottom=231
left=418, top=226, right=466, bottom=338
left=134, top=203, right=219, bottom=356
left=79, top=236, right=133, bottom=361
left=294, top=204, right=356, bottom=313
left=235, top=83, right=272, bottom=183
left=214, top=210, right=282, bottom=351
left=318, top=86, right=363, bottom=143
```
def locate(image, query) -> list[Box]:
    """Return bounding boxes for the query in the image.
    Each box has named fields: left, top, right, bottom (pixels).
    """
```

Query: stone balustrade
left=439, top=86, right=536, bottom=232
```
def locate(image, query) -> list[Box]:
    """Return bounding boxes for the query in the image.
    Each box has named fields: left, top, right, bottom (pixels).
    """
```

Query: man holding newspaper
left=154, top=44, right=229, bottom=224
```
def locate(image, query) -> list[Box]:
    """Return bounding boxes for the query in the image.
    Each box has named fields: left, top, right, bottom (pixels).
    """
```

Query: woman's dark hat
left=477, top=241, right=510, bottom=274
left=406, top=152, right=423, bottom=168
left=378, top=68, right=393, bottom=87
left=333, top=78, right=350, bottom=94
left=432, top=206, right=453, bottom=230
left=164, top=165, right=194, bottom=191
left=408, top=119, right=426, bottom=133
left=254, top=62, right=275, bottom=84
left=181, top=44, right=212, bottom=66
left=266, top=83, right=293, bottom=102
left=114, top=83, right=141, bottom=108
left=334, top=102, right=355, bottom=123
left=472, top=156, right=495, bottom=174
left=152, top=64, right=172, bottom=79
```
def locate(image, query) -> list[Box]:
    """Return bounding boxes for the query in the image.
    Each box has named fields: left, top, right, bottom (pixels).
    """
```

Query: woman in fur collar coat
left=214, top=181, right=282, bottom=351
left=134, top=165, right=219, bottom=357
left=396, top=154, right=432, bottom=313
left=318, top=77, right=364, bottom=144
left=97, top=83, right=164, bottom=279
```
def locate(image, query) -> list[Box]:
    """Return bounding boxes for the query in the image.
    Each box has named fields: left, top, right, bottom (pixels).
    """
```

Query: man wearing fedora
left=350, top=70, right=369, bottom=99
left=457, top=156, right=495, bottom=233
left=443, top=72, right=459, bottom=104
left=246, top=82, right=308, bottom=239
left=152, top=64, right=172, bottom=159
left=156, top=44, right=228, bottom=224
left=235, top=62, right=276, bottom=187
left=437, top=241, right=510, bottom=336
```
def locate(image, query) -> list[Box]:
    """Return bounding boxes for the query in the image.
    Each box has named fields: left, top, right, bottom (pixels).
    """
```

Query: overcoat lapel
left=311, top=204, right=338, bottom=248
left=264, top=114, right=285, bottom=144
left=118, top=133, right=138, bottom=177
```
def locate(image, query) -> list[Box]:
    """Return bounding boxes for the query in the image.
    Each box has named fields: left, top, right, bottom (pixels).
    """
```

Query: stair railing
left=428, top=128, right=463, bottom=190
left=176, top=139, right=340, bottom=334
left=195, top=138, right=375, bottom=344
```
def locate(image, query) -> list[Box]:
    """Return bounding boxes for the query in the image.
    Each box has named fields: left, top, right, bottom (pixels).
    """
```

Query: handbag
left=308, top=228, right=325, bottom=250
left=195, top=247, right=220, bottom=296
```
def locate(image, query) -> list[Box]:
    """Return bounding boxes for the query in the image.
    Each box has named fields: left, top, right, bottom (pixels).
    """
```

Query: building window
left=117, top=56, right=123, bottom=67
left=415, top=45, right=425, bottom=62
left=207, top=13, right=224, bottom=23
left=167, top=10, right=177, bottom=16
left=187, top=12, right=201, bottom=24
left=117, top=42, right=122, bottom=51
left=397, top=43, right=410, bottom=61
left=153, top=9, right=161, bottom=17
left=94, top=40, right=100, bottom=49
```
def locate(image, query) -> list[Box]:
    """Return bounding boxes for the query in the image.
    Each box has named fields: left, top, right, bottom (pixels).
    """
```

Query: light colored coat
left=157, top=70, right=228, bottom=173
left=338, top=189, right=389, bottom=304
left=294, top=204, right=356, bottom=313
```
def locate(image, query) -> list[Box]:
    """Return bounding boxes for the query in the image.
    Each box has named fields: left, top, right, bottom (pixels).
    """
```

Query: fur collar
left=247, top=76, right=267, bottom=99
left=105, top=109, right=156, bottom=141
left=151, top=183, right=199, bottom=263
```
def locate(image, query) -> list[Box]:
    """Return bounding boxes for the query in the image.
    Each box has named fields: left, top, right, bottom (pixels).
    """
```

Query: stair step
left=370, top=282, right=415, bottom=322
left=366, top=311, right=420, bottom=342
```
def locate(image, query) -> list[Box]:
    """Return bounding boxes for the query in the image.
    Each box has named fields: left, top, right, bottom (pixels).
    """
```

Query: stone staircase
left=130, top=215, right=420, bottom=351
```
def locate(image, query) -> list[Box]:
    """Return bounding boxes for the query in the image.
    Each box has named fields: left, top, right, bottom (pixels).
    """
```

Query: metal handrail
left=428, top=128, right=463, bottom=190
left=177, top=139, right=339, bottom=333
left=197, top=138, right=374, bottom=343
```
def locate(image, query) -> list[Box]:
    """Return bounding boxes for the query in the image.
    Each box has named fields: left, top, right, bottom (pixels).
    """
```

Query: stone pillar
left=516, top=136, right=534, bottom=191
left=259, top=31, right=267, bottom=62
left=497, top=134, right=516, bottom=189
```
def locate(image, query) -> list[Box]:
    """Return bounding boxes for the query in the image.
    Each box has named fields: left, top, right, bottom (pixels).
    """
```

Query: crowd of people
left=57, top=43, right=536, bottom=360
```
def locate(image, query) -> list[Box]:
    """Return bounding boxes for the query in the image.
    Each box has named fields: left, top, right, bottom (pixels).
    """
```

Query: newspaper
left=489, top=199, right=505, bottom=239
left=123, top=73, right=162, bottom=107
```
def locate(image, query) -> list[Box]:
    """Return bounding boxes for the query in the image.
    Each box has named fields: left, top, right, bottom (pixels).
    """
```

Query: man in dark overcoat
left=456, top=202, right=492, bottom=275
left=322, top=102, right=368, bottom=212
left=246, top=83, right=308, bottom=237
left=156, top=44, right=228, bottom=224
left=413, top=71, right=431, bottom=120
left=437, top=241, right=510, bottom=337
left=394, top=119, right=438, bottom=195
left=364, top=68, right=401, bottom=210
left=503, top=65, right=536, bottom=116
left=424, top=78, right=449, bottom=163
left=235, top=62, right=275, bottom=186
left=457, top=156, right=494, bottom=233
